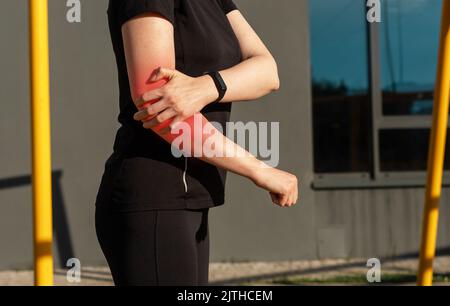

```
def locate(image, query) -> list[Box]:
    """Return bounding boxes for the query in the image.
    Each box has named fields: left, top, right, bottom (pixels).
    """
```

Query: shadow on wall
left=0, top=171, right=74, bottom=268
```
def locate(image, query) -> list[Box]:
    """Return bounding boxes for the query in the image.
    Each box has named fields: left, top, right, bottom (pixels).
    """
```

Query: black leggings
left=95, top=207, right=210, bottom=286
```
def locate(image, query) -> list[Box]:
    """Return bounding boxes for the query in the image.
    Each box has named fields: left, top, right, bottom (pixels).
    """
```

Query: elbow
left=268, top=57, right=280, bottom=92
left=271, top=74, right=280, bottom=92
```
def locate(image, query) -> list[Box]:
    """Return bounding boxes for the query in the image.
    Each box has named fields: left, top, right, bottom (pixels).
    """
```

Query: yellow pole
left=29, top=0, right=54, bottom=286
left=417, top=0, right=450, bottom=286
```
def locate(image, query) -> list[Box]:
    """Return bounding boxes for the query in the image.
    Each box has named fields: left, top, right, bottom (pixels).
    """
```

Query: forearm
left=148, top=109, right=263, bottom=181
left=131, top=74, right=264, bottom=182
left=217, top=55, right=280, bottom=103
left=201, top=135, right=263, bottom=180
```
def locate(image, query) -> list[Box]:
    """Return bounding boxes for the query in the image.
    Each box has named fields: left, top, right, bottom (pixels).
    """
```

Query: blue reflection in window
left=380, top=0, right=441, bottom=115
left=310, top=0, right=369, bottom=95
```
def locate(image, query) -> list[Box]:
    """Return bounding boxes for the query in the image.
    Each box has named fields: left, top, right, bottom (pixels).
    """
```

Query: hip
left=95, top=151, right=226, bottom=212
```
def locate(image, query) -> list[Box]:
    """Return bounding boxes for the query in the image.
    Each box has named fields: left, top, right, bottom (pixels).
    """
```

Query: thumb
left=151, top=67, right=177, bottom=82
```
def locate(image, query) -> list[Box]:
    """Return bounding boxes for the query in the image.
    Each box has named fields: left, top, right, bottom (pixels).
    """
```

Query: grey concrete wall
left=1, top=0, right=449, bottom=271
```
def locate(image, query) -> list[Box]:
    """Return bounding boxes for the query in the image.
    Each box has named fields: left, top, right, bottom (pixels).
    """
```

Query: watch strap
left=205, top=71, right=227, bottom=103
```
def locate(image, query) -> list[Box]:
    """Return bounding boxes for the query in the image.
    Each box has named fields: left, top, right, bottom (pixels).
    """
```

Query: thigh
left=193, top=208, right=210, bottom=286
left=155, top=208, right=210, bottom=285
left=95, top=208, right=159, bottom=286
left=95, top=207, right=210, bottom=286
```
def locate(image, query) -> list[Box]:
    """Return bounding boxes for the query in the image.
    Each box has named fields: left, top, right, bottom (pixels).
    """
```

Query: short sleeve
left=118, top=0, right=175, bottom=27
left=219, top=0, right=238, bottom=14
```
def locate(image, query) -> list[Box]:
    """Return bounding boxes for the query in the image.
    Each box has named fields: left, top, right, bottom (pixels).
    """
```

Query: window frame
left=312, top=2, right=450, bottom=190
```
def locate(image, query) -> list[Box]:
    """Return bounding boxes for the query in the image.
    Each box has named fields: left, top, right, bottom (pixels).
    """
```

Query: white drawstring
left=182, top=157, right=188, bottom=193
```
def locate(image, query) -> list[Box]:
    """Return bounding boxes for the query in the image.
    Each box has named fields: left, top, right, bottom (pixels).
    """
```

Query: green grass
left=249, top=273, right=450, bottom=285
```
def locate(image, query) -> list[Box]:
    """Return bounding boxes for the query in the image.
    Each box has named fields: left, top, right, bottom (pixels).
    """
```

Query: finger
left=288, top=192, right=295, bottom=207
left=284, top=193, right=292, bottom=207
left=159, top=126, right=172, bottom=135
left=150, top=67, right=177, bottom=82
left=271, top=193, right=283, bottom=205
left=288, top=187, right=296, bottom=206
left=270, top=192, right=278, bottom=204
left=169, top=115, right=187, bottom=130
left=289, top=193, right=296, bottom=206
left=134, top=109, right=155, bottom=122
left=294, top=185, right=299, bottom=205
left=279, top=194, right=289, bottom=207
left=143, top=108, right=177, bottom=129
left=135, top=89, right=164, bottom=108
left=272, top=194, right=284, bottom=207
left=134, top=99, right=169, bottom=121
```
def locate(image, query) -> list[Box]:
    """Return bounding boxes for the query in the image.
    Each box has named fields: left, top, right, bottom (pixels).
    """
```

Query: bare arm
left=217, top=10, right=280, bottom=102
left=122, top=14, right=297, bottom=207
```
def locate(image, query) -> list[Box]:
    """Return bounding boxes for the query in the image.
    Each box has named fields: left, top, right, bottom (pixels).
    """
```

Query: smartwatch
left=205, top=71, right=227, bottom=103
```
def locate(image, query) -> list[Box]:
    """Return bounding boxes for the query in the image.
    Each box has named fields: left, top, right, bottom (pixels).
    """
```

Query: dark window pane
left=310, top=0, right=371, bottom=173
left=380, top=0, right=442, bottom=116
left=379, top=129, right=450, bottom=171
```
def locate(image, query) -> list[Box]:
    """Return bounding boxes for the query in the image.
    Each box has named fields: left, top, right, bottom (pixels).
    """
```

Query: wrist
left=246, top=159, right=270, bottom=184
left=197, top=75, right=219, bottom=107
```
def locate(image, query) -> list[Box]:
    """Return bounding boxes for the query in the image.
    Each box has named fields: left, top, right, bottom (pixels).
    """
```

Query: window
left=379, top=129, right=450, bottom=171
left=380, top=0, right=441, bottom=116
left=310, top=0, right=449, bottom=188
left=310, top=0, right=371, bottom=174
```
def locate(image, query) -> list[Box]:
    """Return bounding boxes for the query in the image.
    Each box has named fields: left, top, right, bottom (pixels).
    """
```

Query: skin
left=122, top=11, right=298, bottom=207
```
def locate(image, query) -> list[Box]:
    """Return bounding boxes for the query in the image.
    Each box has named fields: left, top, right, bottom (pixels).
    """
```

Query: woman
left=95, top=0, right=298, bottom=286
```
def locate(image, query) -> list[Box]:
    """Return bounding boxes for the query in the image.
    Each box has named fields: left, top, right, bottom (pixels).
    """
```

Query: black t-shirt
left=95, top=0, right=242, bottom=212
